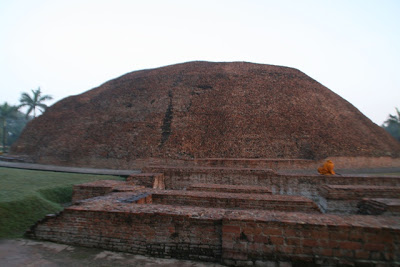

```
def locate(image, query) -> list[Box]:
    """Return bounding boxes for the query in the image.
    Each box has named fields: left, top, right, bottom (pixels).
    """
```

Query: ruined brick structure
left=11, top=61, right=400, bottom=168
left=28, top=161, right=400, bottom=266
left=18, top=62, right=400, bottom=265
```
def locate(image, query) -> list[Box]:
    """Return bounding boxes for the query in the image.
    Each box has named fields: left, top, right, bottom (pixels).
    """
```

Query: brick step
left=126, top=173, right=165, bottom=189
left=358, top=198, right=400, bottom=216
left=72, top=180, right=144, bottom=203
left=151, top=190, right=321, bottom=213
left=320, top=185, right=400, bottom=200
left=187, top=183, right=272, bottom=194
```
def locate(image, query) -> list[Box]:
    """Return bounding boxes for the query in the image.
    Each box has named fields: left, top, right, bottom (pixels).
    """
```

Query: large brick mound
left=11, top=61, right=400, bottom=167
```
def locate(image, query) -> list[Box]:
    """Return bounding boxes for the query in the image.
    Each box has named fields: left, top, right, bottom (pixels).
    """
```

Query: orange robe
left=318, top=160, right=335, bottom=175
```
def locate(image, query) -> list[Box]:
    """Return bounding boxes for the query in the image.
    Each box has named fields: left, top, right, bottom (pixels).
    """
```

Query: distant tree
left=4, top=110, right=31, bottom=146
left=19, top=87, right=53, bottom=118
left=0, top=102, right=19, bottom=153
left=382, top=107, right=400, bottom=142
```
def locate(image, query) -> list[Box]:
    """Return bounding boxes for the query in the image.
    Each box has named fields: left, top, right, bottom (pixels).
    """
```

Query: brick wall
left=319, top=185, right=400, bottom=214
left=221, top=211, right=400, bottom=266
left=187, top=183, right=272, bottom=194
left=152, top=190, right=321, bottom=213
left=27, top=200, right=400, bottom=266
left=143, top=166, right=400, bottom=200
left=28, top=204, right=223, bottom=262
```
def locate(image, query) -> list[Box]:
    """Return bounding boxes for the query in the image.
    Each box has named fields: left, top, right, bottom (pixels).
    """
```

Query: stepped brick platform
left=187, top=183, right=272, bottom=194
left=358, top=198, right=400, bottom=216
left=143, top=166, right=400, bottom=201
left=27, top=192, right=400, bottom=266
left=319, top=185, right=400, bottom=214
left=27, top=161, right=400, bottom=266
left=151, top=190, right=320, bottom=213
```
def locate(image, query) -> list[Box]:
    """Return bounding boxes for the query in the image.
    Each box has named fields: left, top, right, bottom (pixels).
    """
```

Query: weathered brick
left=223, top=225, right=241, bottom=234
left=339, top=241, right=362, bottom=250
left=263, top=228, right=283, bottom=236
left=364, top=243, right=385, bottom=251
left=268, top=236, right=283, bottom=246
left=302, top=239, right=318, bottom=247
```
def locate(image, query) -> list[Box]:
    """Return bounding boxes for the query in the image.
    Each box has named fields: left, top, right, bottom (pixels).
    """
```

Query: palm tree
left=383, top=107, right=400, bottom=142
left=19, top=87, right=53, bottom=118
left=386, top=108, right=400, bottom=125
left=0, top=102, right=19, bottom=153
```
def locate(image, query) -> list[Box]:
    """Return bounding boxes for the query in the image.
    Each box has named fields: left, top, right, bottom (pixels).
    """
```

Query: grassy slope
left=0, top=167, right=123, bottom=238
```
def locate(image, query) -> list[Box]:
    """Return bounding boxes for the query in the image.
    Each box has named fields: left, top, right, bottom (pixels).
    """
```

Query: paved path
left=0, top=161, right=140, bottom=176
left=0, top=239, right=223, bottom=267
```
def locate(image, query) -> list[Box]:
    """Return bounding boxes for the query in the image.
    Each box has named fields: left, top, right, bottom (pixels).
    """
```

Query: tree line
left=0, top=88, right=52, bottom=153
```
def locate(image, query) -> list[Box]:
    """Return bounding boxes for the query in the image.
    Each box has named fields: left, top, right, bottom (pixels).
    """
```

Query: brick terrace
left=28, top=162, right=400, bottom=266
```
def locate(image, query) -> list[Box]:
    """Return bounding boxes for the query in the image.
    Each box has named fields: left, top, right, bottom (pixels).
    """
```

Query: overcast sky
left=1, top=0, right=399, bottom=125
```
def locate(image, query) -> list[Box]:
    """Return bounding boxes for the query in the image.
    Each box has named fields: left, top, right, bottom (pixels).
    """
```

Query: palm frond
left=19, top=93, right=33, bottom=104
left=37, top=103, right=48, bottom=112
left=39, top=95, right=53, bottom=102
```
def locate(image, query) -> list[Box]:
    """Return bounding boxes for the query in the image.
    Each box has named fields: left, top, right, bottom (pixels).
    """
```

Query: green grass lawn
left=0, top=167, right=124, bottom=238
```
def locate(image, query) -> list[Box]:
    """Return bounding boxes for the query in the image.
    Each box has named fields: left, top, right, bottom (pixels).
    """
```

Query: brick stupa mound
left=11, top=61, right=400, bottom=167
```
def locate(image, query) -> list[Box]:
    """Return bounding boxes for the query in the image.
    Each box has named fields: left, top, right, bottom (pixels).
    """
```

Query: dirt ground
left=0, top=238, right=224, bottom=267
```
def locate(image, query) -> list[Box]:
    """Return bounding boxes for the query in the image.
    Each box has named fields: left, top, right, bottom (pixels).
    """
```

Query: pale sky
left=1, top=0, right=399, bottom=125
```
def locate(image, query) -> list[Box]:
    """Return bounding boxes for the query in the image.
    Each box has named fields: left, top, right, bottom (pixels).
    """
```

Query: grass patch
left=0, top=167, right=124, bottom=238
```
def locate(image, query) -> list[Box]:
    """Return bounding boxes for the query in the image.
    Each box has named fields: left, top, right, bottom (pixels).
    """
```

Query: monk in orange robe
left=318, top=160, right=335, bottom=175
